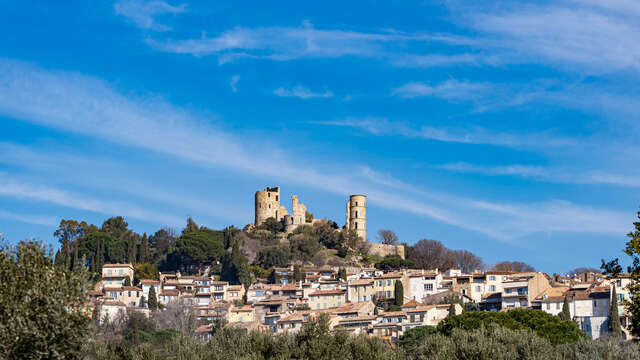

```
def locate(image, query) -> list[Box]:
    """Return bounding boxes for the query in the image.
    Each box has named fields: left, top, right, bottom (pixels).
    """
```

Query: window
left=424, top=284, right=433, bottom=291
left=386, top=291, right=391, bottom=298
left=377, top=280, right=382, bottom=287
left=355, top=222, right=358, bottom=229
left=475, top=286, right=481, bottom=292
left=489, top=285, right=496, bottom=292
left=489, top=276, right=496, bottom=281
left=276, top=195, right=279, bottom=201
left=128, top=291, right=131, bottom=297
left=355, top=202, right=358, bottom=206
left=546, top=303, right=550, bottom=310
left=386, top=280, right=391, bottom=286
left=556, top=303, right=561, bottom=310
left=355, top=211, right=358, bottom=218
left=593, top=300, right=597, bottom=307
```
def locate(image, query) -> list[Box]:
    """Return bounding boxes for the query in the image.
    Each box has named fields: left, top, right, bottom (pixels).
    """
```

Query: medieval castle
left=254, top=187, right=404, bottom=258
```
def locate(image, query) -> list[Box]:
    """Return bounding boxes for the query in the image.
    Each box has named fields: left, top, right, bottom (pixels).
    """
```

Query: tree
left=148, top=285, right=158, bottom=311
left=256, top=245, right=290, bottom=268
left=610, top=285, right=622, bottom=335
left=338, top=268, right=347, bottom=281
left=293, top=265, right=304, bottom=282
left=54, top=219, right=86, bottom=269
left=135, top=263, right=158, bottom=281
left=101, top=216, right=130, bottom=239
left=409, top=239, right=455, bottom=270
left=182, top=217, right=200, bottom=235
left=268, top=269, right=281, bottom=284
left=559, top=296, right=571, bottom=321
left=258, top=217, right=284, bottom=234
left=375, top=255, right=415, bottom=271
left=0, top=240, right=91, bottom=358
left=127, top=234, right=137, bottom=265
left=139, top=233, right=149, bottom=263
left=394, top=280, right=404, bottom=306
left=448, top=303, right=456, bottom=317
left=377, top=230, right=399, bottom=245
left=163, top=229, right=225, bottom=273
left=493, top=261, right=535, bottom=272
left=305, top=211, right=314, bottom=223
left=453, top=250, right=483, bottom=273
left=601, top=207, right=640, bottom=337
left=124, top=276, right=132, bottom=287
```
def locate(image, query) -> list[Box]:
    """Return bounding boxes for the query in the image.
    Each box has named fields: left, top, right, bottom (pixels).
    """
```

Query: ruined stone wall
left=368, top=243, right=405, bottom=259
left=254, top=187, right=282, bottom=225
left=284, top=195, right=307, bottom=233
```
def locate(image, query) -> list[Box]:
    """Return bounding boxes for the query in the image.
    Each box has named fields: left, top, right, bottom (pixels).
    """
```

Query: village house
left=347, top=278, right=375, bottom=303
left=501, top=272, right=551, bottom=309
left=101, top=264, right=134, bottom=288
left=309, top=289, right=347, bottom=310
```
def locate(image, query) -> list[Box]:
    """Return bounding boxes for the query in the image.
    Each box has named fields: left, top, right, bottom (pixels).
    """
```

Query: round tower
left=254, top=187, right=281, bottom=225
left=346, top=195, right=366, bottom=241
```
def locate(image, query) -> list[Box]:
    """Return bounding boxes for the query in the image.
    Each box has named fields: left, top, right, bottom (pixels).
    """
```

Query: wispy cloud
left=115, top=0, right=186, bottom=32
left=392, top=79, right=492, bottom=100
left=0, top=209, right=58, bottom=227
left=455, top=0, right=640, bottom=75
left=310, top=117, right=577, bottom=150
left=0, top=58, right=629, bottom=242
left=0, top=173, right=183, bottom=225
left=438, top=162, right=640, bottom=188
left=230, top=75, right=240, bottom=93
left=146, top=21, right=480, bottom=67
left=273, top=85, right=333, bottom=99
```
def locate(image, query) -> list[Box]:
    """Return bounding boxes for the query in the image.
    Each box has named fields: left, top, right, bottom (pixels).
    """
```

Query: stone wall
left=368, top=243, right=405, bottom=259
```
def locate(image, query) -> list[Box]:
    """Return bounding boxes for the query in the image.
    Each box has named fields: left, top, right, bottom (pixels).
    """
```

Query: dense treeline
left=50, top=215, right=371, bottom=286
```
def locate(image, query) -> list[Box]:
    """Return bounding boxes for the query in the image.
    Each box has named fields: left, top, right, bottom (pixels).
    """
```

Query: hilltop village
left=70, top=187, right=633, bottom=342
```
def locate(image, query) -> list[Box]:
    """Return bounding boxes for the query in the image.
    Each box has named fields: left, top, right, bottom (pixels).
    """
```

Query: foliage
left=493, top=261, right=535, bottom=272
left=0, top=240, right=91, bottom=359
left=290, top=233, right=323, bottom=262
left=376, top=255, right=416, bottom=270
left=101, top=216, right=130, bottom=239
left=610, top=285, right=622, bottom=335
left=436, top=309, right=587, bottom=346
left=305, top=211, right=314, bottom=223
left=409, top=239, right=455, bottom=270
left=148, top=285, right=158, bottom=311
left=395, top=279, right=404, bottom=306
left=124, top=276, right=131, bottom=286
left=163, top=229, right=225, bottom=272
left=248, top=265, right=271, bottom=279
left=338, top=267, right=347, bottom=281
left=559, top=296, right=571, bottom=321
left=268, top=268, right=281, bottom=284
left=293, top=264, right=305, bottom=282
left=256, top=245, right=290, bottom=268
left=453, top=250, right=484, bottom=273
left=258, top=217, right=284, bottom=234
left=221, top=241, right=251, bottom=287
left=135, top=263, right=158, bottom=281
left=602, top=206, right=640, bottom=337
left=396, top=325, right=437, bottom=351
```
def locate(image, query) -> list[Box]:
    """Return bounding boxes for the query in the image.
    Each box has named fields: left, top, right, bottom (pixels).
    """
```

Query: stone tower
left=346, top=195, right=366, bottom=241
left=255, top=187, right=288, bottom=225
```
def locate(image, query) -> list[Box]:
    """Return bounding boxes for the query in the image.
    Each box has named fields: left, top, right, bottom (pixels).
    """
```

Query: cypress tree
left=124, top=276, right=131, bottom=287
left=610, top=286, right=622, bottom=335
left=268, top=269, right=280, bottom=284
left=560, top=296, right=571, bottom=321
left=71, top=242, right=79, bottom=271
left=448, top=302, right=456, bottom=317
left=148, top=285, right=158, bottom=311
left=127, top=235, right=137, bottom=265
left=139, top=233, right=149, bottom=263
left=394, top=280, right=404, bottom=306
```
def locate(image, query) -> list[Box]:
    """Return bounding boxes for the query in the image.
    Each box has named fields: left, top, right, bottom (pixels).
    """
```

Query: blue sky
left=1, top=0, right=639, bottom=273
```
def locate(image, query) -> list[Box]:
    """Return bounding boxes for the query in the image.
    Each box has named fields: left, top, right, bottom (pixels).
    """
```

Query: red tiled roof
left=309, top=289, right=346, bottom=296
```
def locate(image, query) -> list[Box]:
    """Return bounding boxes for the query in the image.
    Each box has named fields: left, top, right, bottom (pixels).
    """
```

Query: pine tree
left=148, top=285, right=158, bottom=311
left=394, top=280, right=404, bottom=306
left=560, top=296, right=571, bottom=321
left=610, top=286, right=622, bottom=335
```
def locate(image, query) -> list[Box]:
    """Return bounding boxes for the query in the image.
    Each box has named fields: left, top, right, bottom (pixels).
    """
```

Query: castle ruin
left=254, top=186, right=404, bottom=258
left=254, top=187, right=308, bottom=233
